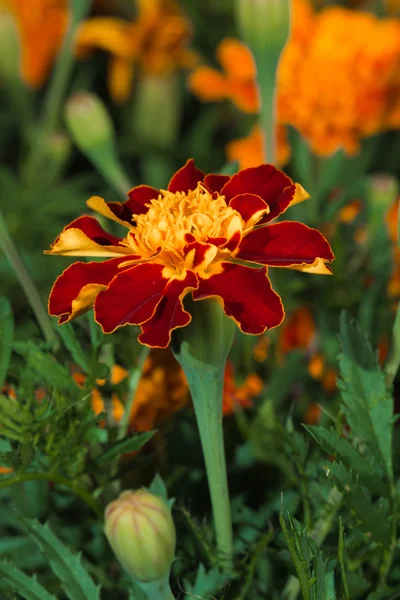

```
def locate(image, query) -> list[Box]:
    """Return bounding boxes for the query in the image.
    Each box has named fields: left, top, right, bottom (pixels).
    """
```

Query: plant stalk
left=137, top=575, right=175, bottom=600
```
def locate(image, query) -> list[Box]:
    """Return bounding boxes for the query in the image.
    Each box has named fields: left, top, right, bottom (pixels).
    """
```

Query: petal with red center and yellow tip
left=221, top=164, right=294, bottom=223
left=45, top=216, right=133, bottom=257
left=94, top=263, right=170, bottom=333
left=168, top=159, right=204, bottom=194
left=290, top=184, right=310, bottom=207
left=48, top=257, right=128, bottom=324
left=87, top=186, right=159, bottom=228
left=229, top=193, right=270, bottom=229
left=138, top=271, right=199, bottom=348
left=203, top=173, right=230, bottom=194
left=194, top=262, right=284, bottom=335
left=183, top=241, right=218, bottom=272
left=237, top=221, right=334, bottom=270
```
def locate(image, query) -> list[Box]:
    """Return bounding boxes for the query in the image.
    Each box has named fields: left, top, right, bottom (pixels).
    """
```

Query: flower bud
left=64, top=92, right=115, bottom=152
left=104, top=489, right=176, bottom=583
left=235, top=0, right=291, bottom=60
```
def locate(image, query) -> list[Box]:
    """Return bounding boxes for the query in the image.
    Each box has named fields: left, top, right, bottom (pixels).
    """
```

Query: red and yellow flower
left=46, top=160, right=334, bottom=349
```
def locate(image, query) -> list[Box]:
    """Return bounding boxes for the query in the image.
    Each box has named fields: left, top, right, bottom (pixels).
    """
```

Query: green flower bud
left=64, top=92, right=115, bottom=152
left=104, top=489, right=176, bottom=584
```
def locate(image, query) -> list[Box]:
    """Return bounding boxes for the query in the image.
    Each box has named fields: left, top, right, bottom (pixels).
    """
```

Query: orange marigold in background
left=223, top=362, right=263, bottom=415
left=386, top=199, right=400, bottom=297
left=278, top=3, right=400, bottom=155
left=226, top=125, right=291, bottom=169
left=0, top=0, right=68, bottom=87
left=76, top=0, right=196, bottom=102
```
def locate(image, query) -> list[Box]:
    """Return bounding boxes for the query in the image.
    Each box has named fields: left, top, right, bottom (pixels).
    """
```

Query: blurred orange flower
left=226, top=125, right=291, bottom=169
left=76, top=0, right=196, bottom=102
left=223, top=362, right=263, bottom=415
left=278, top=3, right=400, bottom=155
left=188, top=38, right=258, bottom=113
left=386, top=199, right=400, bottom=297
left=1, top=0, right=68, bottom=87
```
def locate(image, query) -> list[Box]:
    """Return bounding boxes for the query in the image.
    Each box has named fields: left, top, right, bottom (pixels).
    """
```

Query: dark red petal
left=193, top=262, right=284, bottom=334
left=94, top=263, right=168, bottom=333
left=138, top=271, right=199, bottom=348
left=237, top=221, right=335, bottom=266
left=203, top=173, right=231, bottom=193
left=126, top=185, right=160, bottom=217
left=221, top=164, right=294, bottom=222
left=49, top=257, right=128, bottom=323
left=168, top=159, right=204, bottom=193
left=64, top=216, right=122, bottom=246
left=229, top=193, right=269, bottom=223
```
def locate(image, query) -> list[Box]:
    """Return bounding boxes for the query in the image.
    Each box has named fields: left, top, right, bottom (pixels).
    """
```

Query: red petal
left=184, top=241, right=218, bottom=270
left=138, top=271, right=199, bottom=348
left=64, top=216, right=122, bottom=246
left=126, top=185, right=160, bottom=216
left=94, top=263, right=170, bottom=333
left=193, top=263, right=284, bottom=334
left=49, top=257, right=127, bottom=324
left=229, top=193, right=269, bottom=224
left=168, top=159, right=204, bottom=193
left=221, top=164, right=294, bottom=222
left=203, top=173, right=231, bottom=193
left=237, top=221, right=335, bottom=266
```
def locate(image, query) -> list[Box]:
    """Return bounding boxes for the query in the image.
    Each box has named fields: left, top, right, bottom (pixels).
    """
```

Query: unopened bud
left=235, top=0, right=291, bottom=59
left=65, top=92, right=115, bottom=152
left=104, top=489, right=176, bottom=584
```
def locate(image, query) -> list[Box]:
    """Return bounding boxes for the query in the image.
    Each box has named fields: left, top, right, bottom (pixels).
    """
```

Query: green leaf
left=338, top=313, right=393, bottom=486
left=338, top=518, right=350, bottom=600
left=149, top=472, right=169, bottom=503
left=96, top=430, right=155, bottom=464
left=13, top=342, right=77, bottom=392
left=304, top=426, right=388, bottom=497
left=0, top=560, right=56, bottom=600
left=22, top=520, right=101, bottom=600
left=327, top=462, right=391, bottom=546
left=58, top=323, right=89, bottom=371
left=184, top=564, right=227, bottom=599
left=0, top=297, right=13, bottom=389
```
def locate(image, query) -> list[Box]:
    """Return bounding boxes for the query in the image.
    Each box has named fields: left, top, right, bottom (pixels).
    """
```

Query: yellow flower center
left=125, top=183, right=243, bottom=269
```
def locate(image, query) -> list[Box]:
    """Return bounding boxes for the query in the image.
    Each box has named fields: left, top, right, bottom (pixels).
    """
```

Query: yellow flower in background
left=76, top=0, right=196, bottom=103
left=278, top=3, right=400, bottom=155
left=1, top=0, right=68, bottom=87
left=226, top=124, right=291, bottom=169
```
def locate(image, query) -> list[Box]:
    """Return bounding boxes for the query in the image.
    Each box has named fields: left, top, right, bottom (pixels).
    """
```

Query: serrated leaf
left=13, top=342, right=77, bottom=392
left=327, top=462, right=391, bottom=546
left=338, top=313, right=393, bottom=485
left=149, top=472, right=168, bottom=502
left=0, top=297, right=13, bottom=389
left=22, top=520, right=100, bottom=600
left=96, top=430, right=155, bottom=464
left=0, top=560, right=56, bottom=600
left=184, top=564, right=227, bottom=598
left=304, top=426, right=388, bottom=497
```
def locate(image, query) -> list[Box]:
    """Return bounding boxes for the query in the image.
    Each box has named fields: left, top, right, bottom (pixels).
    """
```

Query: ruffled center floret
left=126, top=183, right=242, bottom=260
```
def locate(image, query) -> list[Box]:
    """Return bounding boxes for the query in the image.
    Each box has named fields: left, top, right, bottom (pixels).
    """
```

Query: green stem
left=377, top=486, right=397, bottom=589
left=184, top=364, right=233, bottom=569
left=42, top=0, right=92, bottom=136
left=0, top=205, right=58, bottom=349
left=90, top=144, right=132, bottom=200
left=255, top=54, right=279, bottom=165
left=117, top=344, right=150, bottom=440
left=0, top=471, right=102, bottom=517
left=385, top=302, right=400, bottom=387
left=137, top=575, right=175, bottom=600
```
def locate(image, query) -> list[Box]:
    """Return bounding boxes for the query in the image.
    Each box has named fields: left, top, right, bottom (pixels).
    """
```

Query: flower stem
left=137, top=575, right=175, bottom=600
left=184, top=363, right=233, bottom=569
left=117, top=344, right=150, bottom=440
left=256, top=59, right=277, bottom=165
left=0, top=471, right=102, bottom=517
left=0, top=205, right=58, bottom=349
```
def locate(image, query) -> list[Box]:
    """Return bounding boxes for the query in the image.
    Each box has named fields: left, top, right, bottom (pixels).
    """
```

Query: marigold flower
left=222, top=361, right=263, bottom=415
left=46, top=160, right=334, bottom=349
left=2, top=0, right=68, bottom=87
left=76, top=0, right=196, bottom=102
left=226, top=124, right=291, bottom=169
left=278, top=3, right=400, bottom=155
left=188, top=38, right=259, bottom=113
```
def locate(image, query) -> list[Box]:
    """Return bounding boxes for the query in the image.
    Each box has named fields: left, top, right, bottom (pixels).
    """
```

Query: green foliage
left=184, top=564, right=227, bottom=599
left=21, top=519, right=101, bottom=600
left=0, top=296, right=13, bottom=389
left=95, top=430, right=155, bottom=464
left=0, top=560, right=56, bottom=600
